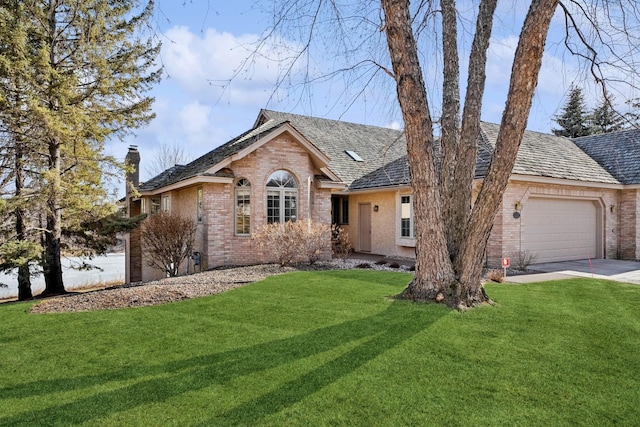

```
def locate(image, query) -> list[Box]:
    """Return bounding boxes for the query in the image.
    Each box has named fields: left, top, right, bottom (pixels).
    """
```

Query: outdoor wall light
left=610, top=204, right=616, bottom=213
left=373, top=205, right=379, bottom=212
left=514, top=201, right=523, bottom=211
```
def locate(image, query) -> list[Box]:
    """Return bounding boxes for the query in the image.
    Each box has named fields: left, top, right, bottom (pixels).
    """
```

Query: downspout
left=307, top=175, right=312, bottom=230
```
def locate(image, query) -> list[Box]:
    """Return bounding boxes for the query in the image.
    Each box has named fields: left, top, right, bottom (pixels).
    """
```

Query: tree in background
left=589, top=96, right=625, bottom=134
left=553, top=86, right=591, bottom=137
left=145, top=141, right=192, bottom=179
left=0, top=1, right=161, bottom=297
left=552, top=86, right=626, bottom=137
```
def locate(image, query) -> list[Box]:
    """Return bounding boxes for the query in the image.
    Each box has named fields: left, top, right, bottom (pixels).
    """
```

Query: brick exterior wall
left=129, top=133, right=335, bottom=282
left=201, top=134, right=332, bottom=268
left=486, top=181, right=620, bottom=267
left=619, top=189, right=640, bottom=260
left=127, top=131, right=640, bottom=282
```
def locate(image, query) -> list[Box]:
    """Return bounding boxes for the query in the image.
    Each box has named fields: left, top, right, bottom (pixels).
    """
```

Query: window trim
left=266, top=170, right=298, bottom=224
left=396, top=193, right=416, bottom=247
left=150, top=197, right=161, bottom=215
left=196, top=187, right=203, bottom=223
left=235, top=178, right=251, bottom=236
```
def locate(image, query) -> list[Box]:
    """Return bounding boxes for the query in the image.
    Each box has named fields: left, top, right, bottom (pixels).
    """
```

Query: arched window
left=266, top=170, right=297, bottom=223
left=235, top=178, right=251, bottom=235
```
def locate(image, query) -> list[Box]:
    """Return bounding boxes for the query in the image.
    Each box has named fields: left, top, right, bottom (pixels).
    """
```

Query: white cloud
left=161, top=26, right=304, bottom=107
left=386, top=121, right=402, bottom=130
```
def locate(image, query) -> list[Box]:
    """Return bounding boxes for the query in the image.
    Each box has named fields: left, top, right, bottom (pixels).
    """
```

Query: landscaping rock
left=29, top=259, right=414, bottom=314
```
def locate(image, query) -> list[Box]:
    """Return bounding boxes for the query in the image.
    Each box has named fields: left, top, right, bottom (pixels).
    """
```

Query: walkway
left=506, top=259, right=640, bottom=284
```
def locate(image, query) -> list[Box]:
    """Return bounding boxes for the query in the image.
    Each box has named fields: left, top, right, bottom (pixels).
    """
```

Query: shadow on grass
left=0, top=301, right=444, bottom=425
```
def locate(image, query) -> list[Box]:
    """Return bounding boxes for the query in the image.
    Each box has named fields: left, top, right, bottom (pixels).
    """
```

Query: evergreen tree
left=552, top=85, right=591, bottom=137
left=589, top=96, right=625, bottom=134
left=0, top=0, right=45, bottom=300
left=0, top=0, right=161, bottom=296
left=623, top=98, right=640, bottom=128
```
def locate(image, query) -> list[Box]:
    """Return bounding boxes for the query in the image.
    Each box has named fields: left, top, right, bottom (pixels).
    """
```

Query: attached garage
left=522, top=197, right=601, bottom=263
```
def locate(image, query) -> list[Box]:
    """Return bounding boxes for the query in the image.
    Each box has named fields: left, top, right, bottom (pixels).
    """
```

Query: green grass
left=1, top=270, right=639, bottom=426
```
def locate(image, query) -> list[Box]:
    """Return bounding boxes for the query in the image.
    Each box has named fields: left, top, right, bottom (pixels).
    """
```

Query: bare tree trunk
left=42, top=0, right=65, bottom=296
left=15, top=147, right=33, bottom=301
left=449, top=0, right=497, bottom=255
left=456, top=0, right=558, bottom=294
left=42, top=138, right=65, bottom=296
left=381, top=0, right=456, bottom=302
left=382, top=0, right=558, bottom=308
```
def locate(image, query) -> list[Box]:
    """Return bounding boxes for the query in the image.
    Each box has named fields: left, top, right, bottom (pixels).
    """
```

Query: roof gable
left=258, top=110, right=408, bottom=186
left=139, top=118, right=337, bottom=193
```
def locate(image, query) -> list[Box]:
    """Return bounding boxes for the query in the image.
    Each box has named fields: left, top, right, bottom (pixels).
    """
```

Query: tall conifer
left=0, top=0, right=160, bottom=296
left=552, top=85, right=591, bottom=138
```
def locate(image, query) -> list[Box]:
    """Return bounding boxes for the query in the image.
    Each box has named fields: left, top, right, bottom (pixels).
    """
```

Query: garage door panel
left=522, top=198, right=598, bottom=263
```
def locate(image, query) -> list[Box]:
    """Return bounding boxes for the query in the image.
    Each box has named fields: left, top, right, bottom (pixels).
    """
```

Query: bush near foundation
left=253, top=220, right=331, bottom=266
left=140, top=212, right=196, bottom=277
left=331, top=225, right=353, bottom=262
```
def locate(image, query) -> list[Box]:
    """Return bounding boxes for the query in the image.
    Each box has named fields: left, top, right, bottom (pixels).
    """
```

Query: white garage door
left=522, top=198, right=598, bottom=263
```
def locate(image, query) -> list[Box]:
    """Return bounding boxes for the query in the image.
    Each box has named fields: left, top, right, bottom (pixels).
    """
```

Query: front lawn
left=1, top=271, right=639, bottom=426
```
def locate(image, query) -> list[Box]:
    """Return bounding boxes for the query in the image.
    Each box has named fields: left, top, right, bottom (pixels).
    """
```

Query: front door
left=359, top=203, right=371, bottom=252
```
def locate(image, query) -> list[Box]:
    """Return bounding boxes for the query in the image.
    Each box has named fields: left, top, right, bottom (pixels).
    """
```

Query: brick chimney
left=125, top=145, right=140, bottom=195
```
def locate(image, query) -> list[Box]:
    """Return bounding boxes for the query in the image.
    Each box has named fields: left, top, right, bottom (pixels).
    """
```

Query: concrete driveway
left=506, top=259, right=640, bottom=284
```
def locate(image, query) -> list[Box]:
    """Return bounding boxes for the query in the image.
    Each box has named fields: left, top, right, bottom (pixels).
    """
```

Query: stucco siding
left=346, top=190, right=415, bottom=258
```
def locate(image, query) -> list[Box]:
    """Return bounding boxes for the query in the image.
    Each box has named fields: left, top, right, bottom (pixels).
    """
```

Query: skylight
left=345, top=150, right=364, bottom=161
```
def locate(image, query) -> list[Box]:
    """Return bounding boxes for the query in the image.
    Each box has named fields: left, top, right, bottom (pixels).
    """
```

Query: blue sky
left=107, top=1, right=635, bottom=191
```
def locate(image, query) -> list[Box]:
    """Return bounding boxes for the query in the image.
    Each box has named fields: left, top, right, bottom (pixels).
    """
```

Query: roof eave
left=346, top=184, right=412, bottom=194
left=316, top=180, right=347, bottom=190
left=138, top=175, right=234, bottom=196
left=509, top=174, right=623, bottom=189
left=206, top=122, right=335, bottom=176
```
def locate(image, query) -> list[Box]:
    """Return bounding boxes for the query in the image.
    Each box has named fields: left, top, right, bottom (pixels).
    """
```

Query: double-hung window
left=235, top=179, right=251, bottom=235
left=266, top=170, right=297, bottom=223
left=400, top=195, right=415, bottom=239
left=150, top=197, right=160, bottom=215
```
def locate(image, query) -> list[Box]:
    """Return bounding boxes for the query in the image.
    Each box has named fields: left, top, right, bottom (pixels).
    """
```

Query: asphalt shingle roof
left=138, top=119, right=286, bottom=191
left=480, top=122, right=620, bottom=184
left=259, top=110, right=407, bottom=186
left=140, top=110, right=408, bottom=192
left=139, top=109, right=625, bottom=193
left=350, top=155, right=410, bottom=190
left=573, top=129, right=640, bottom=184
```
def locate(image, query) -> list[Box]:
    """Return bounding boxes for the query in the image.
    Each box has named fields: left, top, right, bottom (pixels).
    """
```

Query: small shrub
left=140, top=212, right=196, bottom=277
left=388, top=262, right=400, bottom=269
left=253, top=221, right=303, bottom=266
left=331, top=225, right=352, bottom=262
left=513, top=250, right=538, bottom=271
left=485, top=269, right=504, bottom=283
left=300, top=221, right=331, bottom=265
left=254, top=220, right=331, bottom=266
left=375, top=259, right=387, bottom=265
left=408, top=265, right=415, bottom=271
left=355, top=262, right=371, bottom=269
